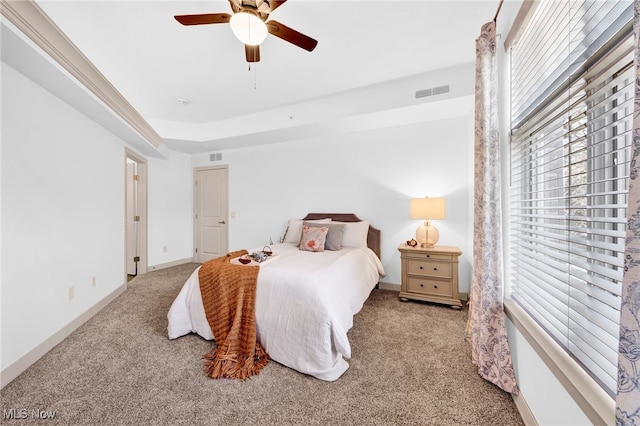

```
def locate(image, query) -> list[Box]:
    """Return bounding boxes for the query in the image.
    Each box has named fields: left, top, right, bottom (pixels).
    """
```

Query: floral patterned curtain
left=616, top=1, right=640, bottom=423
left=467, top=20, right=518, bottom=395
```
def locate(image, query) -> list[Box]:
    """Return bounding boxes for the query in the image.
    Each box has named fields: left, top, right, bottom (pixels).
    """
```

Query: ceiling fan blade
left=245, top=45, right=261, bottom=62
left=266, top=20, right=317, bottom=52
left=266, top=0, right=287, bottom=13
left=174, top=13, right=232, bottom=26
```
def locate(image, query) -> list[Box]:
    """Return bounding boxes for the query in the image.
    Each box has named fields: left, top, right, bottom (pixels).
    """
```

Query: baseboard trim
left=377, top=282, right=469, bottom=303
left=148, top=257, right=194, bottom=272
left=512, top=389, right=538, bottom=426
left=0, top=283, right=127, bottom=389
left=378, top=281, right=400, bottom=291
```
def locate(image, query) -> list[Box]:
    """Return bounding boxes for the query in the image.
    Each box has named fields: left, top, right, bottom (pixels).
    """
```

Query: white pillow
left=283, top=218, right=331, bottom=243
left=333, top=220, right=369, bottom=248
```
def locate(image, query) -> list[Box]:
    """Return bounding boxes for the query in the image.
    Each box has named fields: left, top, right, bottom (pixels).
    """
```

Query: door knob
left=218, top=220, right=226, bottom=224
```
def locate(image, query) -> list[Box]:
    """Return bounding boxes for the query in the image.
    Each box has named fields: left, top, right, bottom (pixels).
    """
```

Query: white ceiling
left=12, top=1, right=501, bottom=154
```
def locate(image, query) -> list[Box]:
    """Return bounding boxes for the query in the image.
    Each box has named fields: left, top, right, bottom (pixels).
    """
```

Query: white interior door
left=195, top=167, right=228, bottom=263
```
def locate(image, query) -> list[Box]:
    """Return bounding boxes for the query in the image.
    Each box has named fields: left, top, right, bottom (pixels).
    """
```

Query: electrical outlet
left=68, top=286, right=74, bottom=301
left=163, top=246, right=168, bottom=253
left=92, top=276, right=96, bottom=287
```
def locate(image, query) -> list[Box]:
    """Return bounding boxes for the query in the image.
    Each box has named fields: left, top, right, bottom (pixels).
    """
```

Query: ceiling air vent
left=210, top=153, right=222, bottom=162
left=415, top=84, right=450, bottom=99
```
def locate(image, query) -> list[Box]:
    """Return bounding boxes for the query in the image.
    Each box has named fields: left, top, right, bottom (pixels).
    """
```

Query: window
left=509, top=0, right=633, bottom=396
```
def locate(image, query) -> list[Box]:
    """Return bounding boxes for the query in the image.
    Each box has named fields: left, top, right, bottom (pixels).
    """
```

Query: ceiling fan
left=174, top=0, right=318, bottom=63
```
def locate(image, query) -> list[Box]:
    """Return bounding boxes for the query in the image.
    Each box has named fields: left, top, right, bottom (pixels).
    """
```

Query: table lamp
left=410, top=197, right=446, bottom=248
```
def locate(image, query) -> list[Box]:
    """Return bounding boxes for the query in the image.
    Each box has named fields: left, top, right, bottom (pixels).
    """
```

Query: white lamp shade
left=410, top=197, right=446, bottom=220
left=229, top=12, right=268, bottom=45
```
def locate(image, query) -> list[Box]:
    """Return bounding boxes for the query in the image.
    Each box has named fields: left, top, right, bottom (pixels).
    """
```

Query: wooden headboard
left=302, top=213, right=381, bottom=260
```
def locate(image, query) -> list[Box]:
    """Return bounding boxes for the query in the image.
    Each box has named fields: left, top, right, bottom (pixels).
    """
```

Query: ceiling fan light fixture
left=229, top=12, right=268, bottom=46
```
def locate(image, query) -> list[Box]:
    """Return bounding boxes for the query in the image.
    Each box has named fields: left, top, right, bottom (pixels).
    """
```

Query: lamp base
left=416, top=221, right=439, bottom=248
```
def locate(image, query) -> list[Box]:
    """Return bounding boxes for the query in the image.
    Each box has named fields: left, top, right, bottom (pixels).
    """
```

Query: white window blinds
left=509, top=0, right=633, bottom=395
left=511, top=0, right=632, bottom=129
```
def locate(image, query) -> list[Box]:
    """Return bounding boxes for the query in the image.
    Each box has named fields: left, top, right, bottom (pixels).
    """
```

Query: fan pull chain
left=254, top=64, right=257, bottom=90
left=247, top=63, right=258, bottom=90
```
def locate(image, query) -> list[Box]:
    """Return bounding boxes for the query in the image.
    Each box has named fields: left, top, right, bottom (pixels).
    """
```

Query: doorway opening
left=125, top=150, right=148, bottom=282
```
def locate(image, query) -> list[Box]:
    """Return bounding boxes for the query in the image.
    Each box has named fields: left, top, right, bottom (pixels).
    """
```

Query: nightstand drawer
left=407, top=259, right=451, bottom=278
left=407, top=278, right=453, bottom=297
left=405, top=252, right=452, bottom=261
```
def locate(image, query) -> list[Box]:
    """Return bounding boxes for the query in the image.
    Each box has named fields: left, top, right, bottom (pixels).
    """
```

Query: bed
left=167, top=213, right=386, bottom=381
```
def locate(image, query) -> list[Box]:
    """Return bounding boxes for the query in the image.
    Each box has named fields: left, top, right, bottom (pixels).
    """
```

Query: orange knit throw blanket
left=198, top=249, right=269, bottom=379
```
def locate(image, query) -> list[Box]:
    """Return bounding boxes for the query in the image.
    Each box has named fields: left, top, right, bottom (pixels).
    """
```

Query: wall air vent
left=415, top=84, right=450, bottom=99
left=210, top=153, right=222, bottom=162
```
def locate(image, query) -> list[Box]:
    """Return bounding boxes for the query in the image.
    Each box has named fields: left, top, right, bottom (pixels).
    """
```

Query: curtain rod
left=493, top=0, right=504, bottom=22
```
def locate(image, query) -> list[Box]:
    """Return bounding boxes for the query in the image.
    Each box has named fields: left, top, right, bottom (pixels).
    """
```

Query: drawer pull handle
left=434, top=285, right=438, bottom=289
left=420, top=284, right=424, bottom=287
left=419, top=266, right=423, bottom=270
left=433, top=268, right=438, bottom=271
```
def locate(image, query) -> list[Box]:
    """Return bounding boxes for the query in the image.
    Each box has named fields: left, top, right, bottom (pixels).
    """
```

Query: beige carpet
left=1, top=263, right=524, bottom=425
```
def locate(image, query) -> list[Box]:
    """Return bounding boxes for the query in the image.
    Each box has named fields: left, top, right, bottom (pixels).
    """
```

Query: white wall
left=147, top=150, right=193, bottom=267
left=192, top=114, right=475, bottom=291
left=506, top=318, right=592, bottom=425
left=1, top=62, right=126, bottom=371
left=0, top=62, right=194, bottom=382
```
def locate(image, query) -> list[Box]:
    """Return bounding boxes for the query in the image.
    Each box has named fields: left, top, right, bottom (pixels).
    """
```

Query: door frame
left=193, top=165, right=229, bottom=262
left=125, top=149, right=148, bottom=280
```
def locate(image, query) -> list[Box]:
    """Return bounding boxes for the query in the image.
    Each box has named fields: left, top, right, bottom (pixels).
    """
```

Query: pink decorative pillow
left=299, top=225, right=328, bottom=252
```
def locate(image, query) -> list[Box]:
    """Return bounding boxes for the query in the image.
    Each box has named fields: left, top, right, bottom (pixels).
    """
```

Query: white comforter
left=167, top=243, right=386, bottom=381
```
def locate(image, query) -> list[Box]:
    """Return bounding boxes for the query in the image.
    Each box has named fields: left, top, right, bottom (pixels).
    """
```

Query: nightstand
left=398, top=244, right=462, bottom=309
